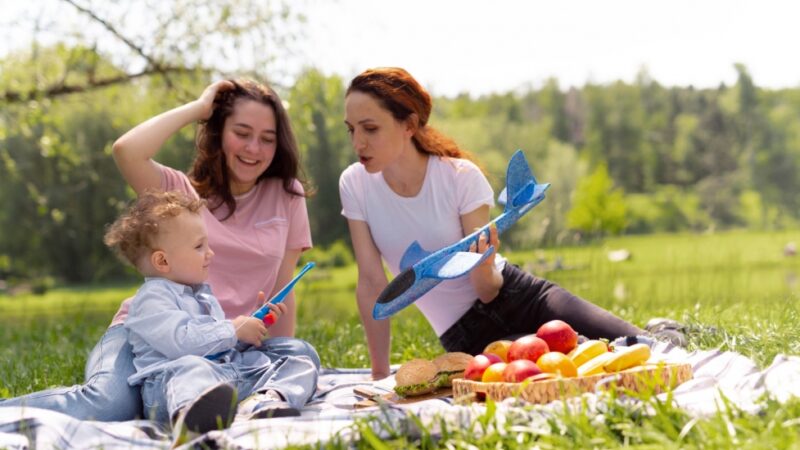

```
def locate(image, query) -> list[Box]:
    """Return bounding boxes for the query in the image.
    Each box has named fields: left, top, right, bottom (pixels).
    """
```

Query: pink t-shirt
left=111, top=165, right=312, bottom=325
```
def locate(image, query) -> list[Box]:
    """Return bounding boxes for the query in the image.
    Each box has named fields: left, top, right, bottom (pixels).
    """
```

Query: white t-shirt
left=339, top=155, right=506, bottom=336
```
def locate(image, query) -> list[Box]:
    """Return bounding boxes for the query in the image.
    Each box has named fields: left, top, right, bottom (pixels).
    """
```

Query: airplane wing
left=423, top=248, right=494, bottom=280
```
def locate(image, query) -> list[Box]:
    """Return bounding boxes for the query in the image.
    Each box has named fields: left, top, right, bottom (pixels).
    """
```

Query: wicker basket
left=452, top=362, right=692, bottom=404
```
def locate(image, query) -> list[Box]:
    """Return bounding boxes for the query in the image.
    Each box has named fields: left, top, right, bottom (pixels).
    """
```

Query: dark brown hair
left=346, top=67, right=477, bottom=163
left=104, top=190, right=204, bottom=268
left=191, top=79, right=307, bottom=219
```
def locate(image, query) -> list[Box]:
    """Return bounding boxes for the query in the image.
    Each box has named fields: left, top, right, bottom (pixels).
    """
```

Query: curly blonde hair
left=104, top=190, right=205, bottom=267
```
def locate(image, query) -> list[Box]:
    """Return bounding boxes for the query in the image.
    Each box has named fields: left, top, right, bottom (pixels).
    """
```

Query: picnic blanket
left=2, top=341, right=800, bottom=449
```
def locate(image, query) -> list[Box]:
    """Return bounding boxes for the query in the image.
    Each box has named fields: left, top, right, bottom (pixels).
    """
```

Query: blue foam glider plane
left=372, top=149, right=550, bottom=320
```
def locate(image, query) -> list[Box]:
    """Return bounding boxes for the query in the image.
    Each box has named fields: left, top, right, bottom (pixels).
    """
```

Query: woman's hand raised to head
left=112, top=79, right=236, bottom=194
left=196, top=80, right=236, bottom=121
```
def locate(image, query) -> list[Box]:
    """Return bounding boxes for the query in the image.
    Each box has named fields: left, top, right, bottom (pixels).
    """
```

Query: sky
left=2, top=0, right=799, bottom=97
left=293, top=0, right=800, bottom=96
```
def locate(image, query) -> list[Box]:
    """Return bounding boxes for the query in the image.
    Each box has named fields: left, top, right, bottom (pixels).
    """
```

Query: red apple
left=536, top=320, right=578, bottom=354
left=464, top=353, right=503, bottom=381
left=502, top=359, right=542, bottom=382
left=507, top=334, right=550, bottom=363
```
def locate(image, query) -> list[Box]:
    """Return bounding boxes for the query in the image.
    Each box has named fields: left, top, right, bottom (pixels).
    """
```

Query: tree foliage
left=3, top=4, right=800, bottom=283
left=1, top=0, right=302, bottom=103
left=287, top=69, right=350, bottom=247
left=567, top=164, right=627, bottom=237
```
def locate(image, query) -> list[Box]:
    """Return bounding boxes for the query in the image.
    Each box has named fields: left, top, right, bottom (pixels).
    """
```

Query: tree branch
left=2, top=67, right=196, bottom=103
left=60, top=0, right=163, bottom=70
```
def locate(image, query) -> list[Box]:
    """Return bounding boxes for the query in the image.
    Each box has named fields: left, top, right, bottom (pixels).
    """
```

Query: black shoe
left=172, top=382, right=236, bottom=444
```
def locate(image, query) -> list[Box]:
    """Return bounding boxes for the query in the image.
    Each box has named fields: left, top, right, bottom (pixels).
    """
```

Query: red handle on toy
left=263, top=312, right=276, bottom=327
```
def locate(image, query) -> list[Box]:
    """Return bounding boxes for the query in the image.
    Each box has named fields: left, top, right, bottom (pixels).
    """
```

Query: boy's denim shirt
left=125, top=277, right=237, bottom=385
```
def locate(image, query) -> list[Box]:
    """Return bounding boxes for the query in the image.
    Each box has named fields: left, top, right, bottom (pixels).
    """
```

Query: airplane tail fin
left=399, top=241, right=432, bottom=271
left=502, top=150, right=548, bottom=213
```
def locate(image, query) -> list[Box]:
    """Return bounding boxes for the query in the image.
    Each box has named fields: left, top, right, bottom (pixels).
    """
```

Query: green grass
left=2, top=229, right=800, bottom=448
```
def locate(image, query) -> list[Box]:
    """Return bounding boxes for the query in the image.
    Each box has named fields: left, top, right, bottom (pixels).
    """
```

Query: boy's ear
left=150, top=250, right=170, bottom=274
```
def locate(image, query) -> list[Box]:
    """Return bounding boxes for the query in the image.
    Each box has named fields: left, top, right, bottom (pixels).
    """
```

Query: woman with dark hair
left=1, top=79, right=320, bottom=420
left=339, top=67, right=646, bottom=380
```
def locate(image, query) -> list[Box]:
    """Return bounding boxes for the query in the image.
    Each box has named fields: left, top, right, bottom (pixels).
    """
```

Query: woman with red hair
left=340, top=67, right=646, bottom=380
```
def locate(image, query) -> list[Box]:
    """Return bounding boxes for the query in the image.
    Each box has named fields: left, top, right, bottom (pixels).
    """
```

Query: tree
left=0, top=80, right=135, bottom=281
left=287, top=69, right=350, bottom=246
left=692, top=87, right=742, bottom=225
left=1, top=0, right=302, bottom=103
left=583, top=82, right=647, bottom=192
left=511, top=140, right=586, bottom=247
left=567, top=163, right=627, bottom=237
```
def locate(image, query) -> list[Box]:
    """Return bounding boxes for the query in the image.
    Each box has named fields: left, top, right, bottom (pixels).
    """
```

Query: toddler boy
left=104, top=191, right=317, bottom=441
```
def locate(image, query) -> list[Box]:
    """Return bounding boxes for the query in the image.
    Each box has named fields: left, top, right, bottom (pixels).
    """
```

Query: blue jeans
left=142, top=352, right=318, bottom=424
left=255, top=336, right=322, bottom=370
left=1, top=325, right=321, bottom=422
left=0, top=324, right=142, bottom=421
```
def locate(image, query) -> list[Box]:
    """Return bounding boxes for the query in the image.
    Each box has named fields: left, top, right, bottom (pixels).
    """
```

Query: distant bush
left=625, top=187, right=711, bottom=234
left=567, top=163, right=626, bottom=237
left=31, top=276, right=55, bottom=295
left=0, top=275, right=55, bottom=296
left=301, top=240, right=354, bottom=268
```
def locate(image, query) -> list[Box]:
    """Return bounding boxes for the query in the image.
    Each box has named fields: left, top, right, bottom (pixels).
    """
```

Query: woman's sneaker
left=645, top=318, right=688, bottom=347
left=237, top=389, right=300, bottom=420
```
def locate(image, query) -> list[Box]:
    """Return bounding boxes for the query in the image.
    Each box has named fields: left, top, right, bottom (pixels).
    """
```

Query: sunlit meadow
left=2, top=229, right=799, bottom=448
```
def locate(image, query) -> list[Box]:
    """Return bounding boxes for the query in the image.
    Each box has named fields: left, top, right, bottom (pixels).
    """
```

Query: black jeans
left=439, top=264, right=644, bottom=355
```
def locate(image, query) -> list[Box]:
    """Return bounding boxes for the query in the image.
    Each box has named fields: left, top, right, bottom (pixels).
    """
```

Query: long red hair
left=346, top=67, right=477, bottom=163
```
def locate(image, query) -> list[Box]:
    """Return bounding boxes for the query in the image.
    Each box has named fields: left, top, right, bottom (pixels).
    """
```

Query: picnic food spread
left=393, top=320, right=692, bottom=404
left=457, top=320, right=663, bottom=383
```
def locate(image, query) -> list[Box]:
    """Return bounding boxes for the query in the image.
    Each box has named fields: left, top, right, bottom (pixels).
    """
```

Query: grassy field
left=2, top=229, right=800, bottom=448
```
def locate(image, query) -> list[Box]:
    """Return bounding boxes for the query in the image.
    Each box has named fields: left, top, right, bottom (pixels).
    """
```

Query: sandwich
left=432, top=352, right=472, bottom=386
left=394, top=352, right=473, bottom=397
left=394, top=359, right=439, bottom=397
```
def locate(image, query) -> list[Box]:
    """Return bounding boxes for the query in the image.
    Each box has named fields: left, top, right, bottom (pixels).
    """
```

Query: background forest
left=1, top=1, right=799, bottom=288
